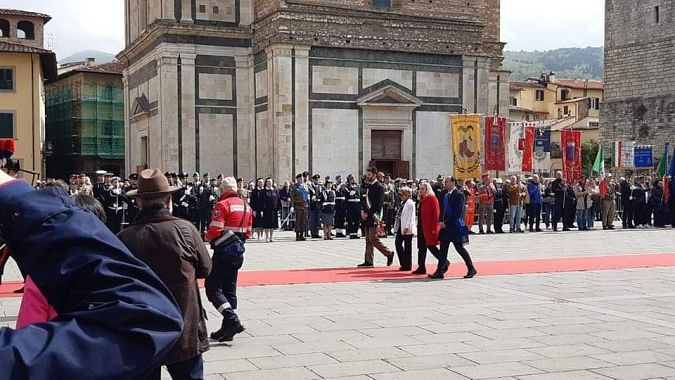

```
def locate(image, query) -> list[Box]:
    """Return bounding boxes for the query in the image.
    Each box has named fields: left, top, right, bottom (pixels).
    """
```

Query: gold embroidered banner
left=451, top=114, right=482, bottom=179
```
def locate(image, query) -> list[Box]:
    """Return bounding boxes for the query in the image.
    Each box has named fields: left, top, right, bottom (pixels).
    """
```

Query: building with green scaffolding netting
left=45, top=60, right=126, bottom=180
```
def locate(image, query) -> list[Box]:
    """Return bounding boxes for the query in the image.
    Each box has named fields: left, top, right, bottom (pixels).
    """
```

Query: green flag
left=656, top=143, right=669, bottom=177
left=592, top=144, right=604, bottom=175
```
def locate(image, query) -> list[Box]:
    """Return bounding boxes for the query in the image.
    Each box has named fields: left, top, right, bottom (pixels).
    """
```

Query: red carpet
left=2, top=253, right=675, bottom=297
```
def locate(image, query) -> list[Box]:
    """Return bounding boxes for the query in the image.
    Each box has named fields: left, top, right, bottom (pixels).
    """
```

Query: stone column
left=294, top=45, right=310, bottom=176
left=179, top=53, right=196, bottom=173
left=122, top=72, right=132, bottom=175
left=462, top=56, right=490, bottom=115
left=159, top=53, right=180, bottom=172
left=267, top=44, right=295, bottom=182
left=235, top=55, right=255, bottom=180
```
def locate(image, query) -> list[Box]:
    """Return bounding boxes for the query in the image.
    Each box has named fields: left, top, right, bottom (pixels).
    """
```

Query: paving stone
left=371, top=368, right=468, bottom=380
left=308, top=359, right=401, bottom=378
left=223, top=367, right=320, bottom=380
left=518, top=370, right=614, bottom=379
left=591, top=363, right=675, bottom=380
left=202, top=359, right=258, bottom=375
left=384, top=354, right=476, bottom=370
left=457, top=348, right=545, bottom=364
left=592, top=350, right=675, bottom=366
left=247, top=352, right=339, bottom=369
left=450, top=362, right=543, bottom=379
left=273, top=340, right=355, bottom=355
left=525, top=344, right=610, bottom=358
left=523, top=356, right=615, bottom=372
left=327, top=347, right=413, bottom=362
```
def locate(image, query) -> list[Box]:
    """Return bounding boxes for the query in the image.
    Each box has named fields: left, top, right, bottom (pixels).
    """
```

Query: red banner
left=561, top=130, right=582, bottom=183
left=521, top=125, right=535, bottom=172
left=484, top=116, right=506, bottom=171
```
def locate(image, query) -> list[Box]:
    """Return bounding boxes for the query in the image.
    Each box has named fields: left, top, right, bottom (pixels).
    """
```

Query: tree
left=582, top=140, right=600, bottom=176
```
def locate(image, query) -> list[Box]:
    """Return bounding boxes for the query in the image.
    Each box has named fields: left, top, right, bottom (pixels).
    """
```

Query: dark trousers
left=527, top=203, right=541, bottom=230
left=199, top=208, right=211, bottom=233
left=188, top=208, right=200, bottom=229
left=294, top=207, right=307, bottom=234
left=542, top=203, right=552, bottom=228
left=437, top=239, right=475, bottom=275
left=494, top=204, right=506, bottom=233
left=105, top=210, right=122, bottom=234
left=622, top=201, right=634, bottom=227
left=417, top=230, right=442, bottom=272
left=334, top=206, right=347, bottom=230
left=346, top=206, right=361, bottom=235
left=395, top=229, right=413, bottom=270
left=147, top=355, right=204, bottom=380
left=309, top=207, right=322, bottom=237
left=205, top=248, right=244, bottom=327
left=552, top=202, right=563, bottom=229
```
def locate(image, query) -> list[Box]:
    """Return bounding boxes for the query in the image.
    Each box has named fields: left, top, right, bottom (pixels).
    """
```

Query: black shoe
left=608, top=226, right=615, bottom=230
left=386, top=253, right=395, bottom=267
left=399, top=267, right=412, bottom=271
left=468, top=231, right=476, bottom=235
left=219, top=324, right=246, bottom=342
left=529, top=228, right=534, bottom=232
left=312, top=235, right=321, bottom=239
left=427, top=272, right=444, bottom=279
left=487, top=230, right=494, bottom=234
left=335, top=233, right=345, bottom=238
left=464, top=268, right=477, bottom=279
left=210, top=328, right=225, bottom=340
left=13, top=286, right=24, bottom=294
left=479, top=230, right=485, bottom=235
left=563, top=228, right=570, bottom=231
left=412, top=267, right=426, bottom=275
left=553, top=227, right=558, bottom=232
left=535, top=228, right=542, bottom=232
left=350, top=235, right=360, bottom=239
left=357, top=262, right=374, bottom=268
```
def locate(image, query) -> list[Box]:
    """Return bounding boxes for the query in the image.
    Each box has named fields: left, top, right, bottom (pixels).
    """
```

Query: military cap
left=129, top=173, right=139, bottom=180
left=193, top=172, right=200, bottom=177
left=202, top=172, right=210, bottom=177
left=312, top=174, right=321, bottom=180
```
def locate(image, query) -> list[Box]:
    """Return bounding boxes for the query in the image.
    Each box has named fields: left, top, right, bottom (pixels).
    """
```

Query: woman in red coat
left=412, top=183, right=448, bottom=275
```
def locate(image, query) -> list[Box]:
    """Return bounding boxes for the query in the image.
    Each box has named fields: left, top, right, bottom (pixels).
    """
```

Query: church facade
left=118, top=0, right=508, bottom=180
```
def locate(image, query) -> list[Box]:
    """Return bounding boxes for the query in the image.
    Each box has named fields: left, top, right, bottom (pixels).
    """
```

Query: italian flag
left=611, top=141, right=622, bottom=168
left=594, top=144, right=606, bottom=198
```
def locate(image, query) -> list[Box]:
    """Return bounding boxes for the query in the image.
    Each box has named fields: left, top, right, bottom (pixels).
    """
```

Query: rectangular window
left=372, top=0, right=391, bottom=8
left=535, top=90, right=545, bottom=101
left=199, top=4, right=206, bottom=13
left=563, top=105, right=569, bottom=115
left=0, top=112, right=15, bottom=138
left=213, top=6, right=219, bottom=14
left=0, top=68, right=13, bottom=90
left=141, top=136, right=148, bottom=167
left=588, top=97, right=600, bottom=110
left=510, top=97, right=518, bottom=106
left=655, top=6, right=660, bottom=23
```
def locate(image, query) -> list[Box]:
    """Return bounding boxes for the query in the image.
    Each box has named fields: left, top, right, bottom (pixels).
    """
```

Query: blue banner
left=633, top=146, right=654, bottom=168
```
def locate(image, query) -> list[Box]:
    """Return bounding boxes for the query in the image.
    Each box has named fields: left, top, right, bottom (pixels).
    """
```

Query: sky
left=3, top=0, right=605, bottom=59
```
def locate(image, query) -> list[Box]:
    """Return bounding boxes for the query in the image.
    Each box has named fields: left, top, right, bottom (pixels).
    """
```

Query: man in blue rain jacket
left=0, top=170, right=184, bottom=379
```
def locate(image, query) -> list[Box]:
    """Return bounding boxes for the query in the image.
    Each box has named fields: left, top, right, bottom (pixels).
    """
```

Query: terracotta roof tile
left=554, top=79, right=604, bottom=90
left=0, top=8, right=51, bottom=22
left=0, top=40, right=52, bottom=54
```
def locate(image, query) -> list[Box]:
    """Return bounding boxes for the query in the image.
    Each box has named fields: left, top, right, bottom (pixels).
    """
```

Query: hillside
left=504, top=47, right=604, bottom=81
left=59, top=49, right=115, bottom=64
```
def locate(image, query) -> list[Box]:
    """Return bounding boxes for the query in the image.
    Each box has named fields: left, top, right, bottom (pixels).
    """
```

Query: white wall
left=415, top=111, right=453, bottom=179
left=311, top=108, right=359, bottom=178
left=199, top=113, right=234, bottom=175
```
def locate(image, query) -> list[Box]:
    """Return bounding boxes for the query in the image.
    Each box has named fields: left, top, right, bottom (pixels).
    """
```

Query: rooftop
left=0, top=40, right=57, bottom=80
left=555, top=79, right=604, bottom=91
left=0, top=8, right=52, bottom=23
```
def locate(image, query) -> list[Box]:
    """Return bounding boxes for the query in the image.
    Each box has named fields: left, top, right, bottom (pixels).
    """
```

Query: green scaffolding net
left=46, top=82, right=125, bottom=159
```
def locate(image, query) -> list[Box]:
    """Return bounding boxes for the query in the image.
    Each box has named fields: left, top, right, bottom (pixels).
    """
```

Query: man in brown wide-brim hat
left=117, top=169, right=211, bottom=379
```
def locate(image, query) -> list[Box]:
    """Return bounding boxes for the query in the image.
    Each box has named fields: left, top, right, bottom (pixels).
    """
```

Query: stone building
left=601, top=0, right=675, bottom=155
left=117, top=0, right=509, bottom=180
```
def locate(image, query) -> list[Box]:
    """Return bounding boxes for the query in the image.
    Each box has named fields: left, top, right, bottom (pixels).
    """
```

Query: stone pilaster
left=235, top=55, right=255, bottom=180
left=265, top=44, right=294, bottom=181
left=179, top=53, right=196, bottom=173
left=293, top=45, right=310, bottom=175
left=159, top=53, right=180, bottom=171
left=462, top=56, right=490, bottom=115
left=181, top=0, right=193, bottom=23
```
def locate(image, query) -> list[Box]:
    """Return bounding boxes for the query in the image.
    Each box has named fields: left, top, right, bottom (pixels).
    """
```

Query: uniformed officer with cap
left=197, top=172, right=213, bottom=234
left=345, top=174, right=362, bottom=239
left=103, top=175, right=126, bottom=234
left=94, top=170, right=108, bottom=204
left=334, top=175, right=347, bottom=238
left=308, top=173, right=324, bottom=238
left=125, top=173, right=140, bottom=224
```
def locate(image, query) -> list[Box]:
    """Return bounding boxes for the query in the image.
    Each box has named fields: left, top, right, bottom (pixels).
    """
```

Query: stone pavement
left=2, top=225, right=675, bottom=379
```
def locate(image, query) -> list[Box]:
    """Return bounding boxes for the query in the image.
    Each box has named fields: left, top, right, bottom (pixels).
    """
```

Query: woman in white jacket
left=394, top=186, right=417, bottom=271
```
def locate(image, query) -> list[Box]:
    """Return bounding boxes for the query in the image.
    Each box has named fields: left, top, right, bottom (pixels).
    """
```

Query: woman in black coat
left=651, top=179, right=669, bottom=227
left=262, top=178, right=281, bottom=242
left=249, top=178, right=265, bottom=240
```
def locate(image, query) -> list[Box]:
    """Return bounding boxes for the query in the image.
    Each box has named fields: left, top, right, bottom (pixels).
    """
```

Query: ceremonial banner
left=533, top=122, right=552, bottom=172
left=484, top=116, right=506, bottom=171
left=634, top=145, right=654, bottom=168
left=521, top=124, right=535, bottom=172
left=451, top=114, right=482, bottom=178
left=507, top=122, right=524, bottom=173
left=561, top=130, right=582, bottom=183
left=611, top=141, right=622, bottom=168
left=621, top=141, right=635, bottom=168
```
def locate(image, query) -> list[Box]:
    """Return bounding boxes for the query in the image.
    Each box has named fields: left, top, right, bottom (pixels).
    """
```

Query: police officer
left=173, top=173, right=190, bottom=220
left=291, top=173, right=309, bottom=241
left=187, top=173, right=200, bottom=229
left=345, top=174, right=362, bottom=239
left=93, top=170, right=108, bottom=204
left=334, top=175, right=348, bottom=238
left=382, top=175, right=396, bottom=236
left=125, top=173, right=140, bottom=224
left=308, top=174, right=324, bottom=238
left=205, top=177, right=252, bottom=342
left=197, top=173, right=213, bottom=234
left=103, top=176, right=125, bottom=234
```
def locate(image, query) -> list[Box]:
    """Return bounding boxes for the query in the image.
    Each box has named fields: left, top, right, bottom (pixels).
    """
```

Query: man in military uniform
left=186, top=173, right=200, bottom=229
left=382, top=175, right=396, bottom=236
left=103, top=176, right=125, bottom=234
left=173, top=173, right=190, bottom=220
left=236, top=178, right=249, bottom=201
left=197, top=173, right=213, bottom=234
left=601, top=173, right=618, bottom=230
left=93, top=170, right=108, bottom=204
left=333, top=175, right=347, bottom=238
left=308, top=174, right=324, bottom=239
left=291, top=173, right=309, bottom=241
left=125, top=173, right=140, bottom=224
left=345, top=174, right=362, bottom=239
